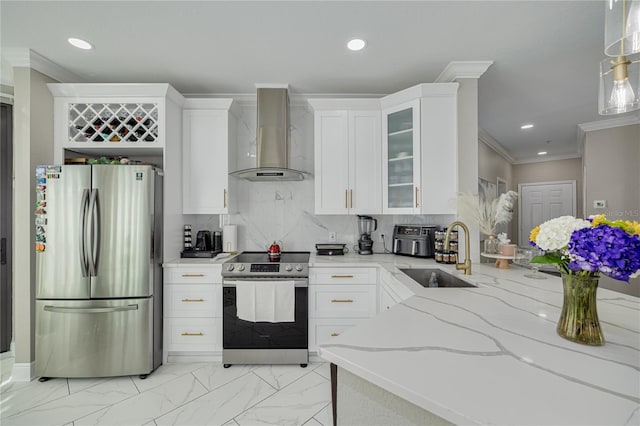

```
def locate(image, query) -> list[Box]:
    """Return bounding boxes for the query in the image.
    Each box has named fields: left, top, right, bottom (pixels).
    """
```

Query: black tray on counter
left=315, top=243, right=347, bottom=256
left=180, top=250, right=221, bottom=258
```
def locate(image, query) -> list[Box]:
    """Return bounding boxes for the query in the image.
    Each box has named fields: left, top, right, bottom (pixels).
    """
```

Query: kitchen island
left=313, top=253, right=640, bottom=426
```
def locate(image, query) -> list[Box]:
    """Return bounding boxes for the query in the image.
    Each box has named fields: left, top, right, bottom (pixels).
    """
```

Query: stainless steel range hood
left=230, top=86, right=309, bottom=181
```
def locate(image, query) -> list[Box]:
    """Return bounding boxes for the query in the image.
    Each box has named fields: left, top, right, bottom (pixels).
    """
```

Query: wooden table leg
left=330, top=363, right=337, bottom=426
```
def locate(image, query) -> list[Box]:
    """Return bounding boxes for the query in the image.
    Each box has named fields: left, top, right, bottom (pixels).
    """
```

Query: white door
left=313, top=111, right=349, bottom=214
left=183, top=109, right=229, bottom=214
left=349, top=110, right=381, bottom=214
left=518, top=181, right=576, bottom=246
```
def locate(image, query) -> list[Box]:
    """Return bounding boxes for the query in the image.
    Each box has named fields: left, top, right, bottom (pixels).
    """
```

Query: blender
left=357, top=215, right=377, bottom=255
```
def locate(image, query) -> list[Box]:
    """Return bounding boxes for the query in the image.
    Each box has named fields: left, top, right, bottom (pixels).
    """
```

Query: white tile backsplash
left=186, top=101, right=455, bottom=253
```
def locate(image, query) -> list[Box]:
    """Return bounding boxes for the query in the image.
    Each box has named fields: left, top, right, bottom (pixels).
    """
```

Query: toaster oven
left=392, top=225, right=437, bottom=258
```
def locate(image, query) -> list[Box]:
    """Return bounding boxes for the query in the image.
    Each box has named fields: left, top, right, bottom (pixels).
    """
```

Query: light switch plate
left=593, top=200, right=607, bottom=209
left=329, top=232, right=337, bottom=242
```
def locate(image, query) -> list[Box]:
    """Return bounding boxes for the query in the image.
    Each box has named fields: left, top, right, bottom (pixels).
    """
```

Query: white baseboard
left=12, top=361, right=35, bottom=382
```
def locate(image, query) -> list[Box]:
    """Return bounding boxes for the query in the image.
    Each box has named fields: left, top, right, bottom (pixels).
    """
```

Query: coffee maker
left=357, top=215, right=377, bottom=255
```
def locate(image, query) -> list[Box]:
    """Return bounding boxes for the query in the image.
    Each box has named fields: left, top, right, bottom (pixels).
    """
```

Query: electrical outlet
left=329, top=232, right=337, bottom=242
left=593, top=200, right=607, bottom=209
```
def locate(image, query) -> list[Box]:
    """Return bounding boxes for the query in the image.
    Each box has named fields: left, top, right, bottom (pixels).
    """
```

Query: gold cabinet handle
left=415, top=186, right=419, bottom=208
left=181, top=332, right=204, bottom=336
left=181, top=298, right=205, bottom=302
left=181, top=274, right=205, bottom=277
left=331, top=299, right=354, bottom=303
left=224, top=189, right=227, bottom=208
left=331, top=275, right=354, bottom=278
left=350, top=189, right=353, bottom=208
left=331, top=332, right=340, bottom=337
left=345, top=189, right=348, bottom=209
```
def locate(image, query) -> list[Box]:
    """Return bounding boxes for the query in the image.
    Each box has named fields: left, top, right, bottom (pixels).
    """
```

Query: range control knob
left=284, top=264, right=293, bottom=272
left=295, top=264, right=304, bottom=272
left=226, top=264, right=235, bottom=272
left=237, top=264, right=245, bottom=272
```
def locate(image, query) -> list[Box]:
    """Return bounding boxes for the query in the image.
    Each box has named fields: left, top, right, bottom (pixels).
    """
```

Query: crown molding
left=578, top=111, right=640, bottom=132
left=435, top=61, right=494, bottom=83
left=511, top=153, right=582, bottom=165
left=2, top=48, right=83, bottom=83
left=478, top=128, right=516, bottom=164
left=184, top=92, right=364, bottom=108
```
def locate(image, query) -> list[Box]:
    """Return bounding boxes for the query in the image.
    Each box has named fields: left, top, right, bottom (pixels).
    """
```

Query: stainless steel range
left=221, top=251, right=310, bottom=368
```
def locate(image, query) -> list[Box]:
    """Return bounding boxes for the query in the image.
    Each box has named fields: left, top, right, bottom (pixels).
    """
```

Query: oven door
left=223, top=279, right=308, bottom=350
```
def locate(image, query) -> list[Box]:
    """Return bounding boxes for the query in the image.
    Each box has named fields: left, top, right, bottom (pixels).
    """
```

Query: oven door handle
left=223, top=279, right=308, bottom=288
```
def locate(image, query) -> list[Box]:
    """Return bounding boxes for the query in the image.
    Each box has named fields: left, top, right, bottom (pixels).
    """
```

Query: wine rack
left=68, top=103, right=159, bottom=143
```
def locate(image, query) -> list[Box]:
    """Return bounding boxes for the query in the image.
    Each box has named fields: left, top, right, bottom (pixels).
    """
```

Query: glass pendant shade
left=599, top=54, right=640, bottom=114
left=605, top=0, right=640, bottom=56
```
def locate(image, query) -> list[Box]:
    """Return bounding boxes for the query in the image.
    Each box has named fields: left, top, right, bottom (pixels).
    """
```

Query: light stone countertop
left=313, top=253, right=640, bottom=426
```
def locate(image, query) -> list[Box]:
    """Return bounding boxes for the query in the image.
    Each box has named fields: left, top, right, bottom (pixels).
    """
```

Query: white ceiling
left=2, top=0, right=639, bottom=163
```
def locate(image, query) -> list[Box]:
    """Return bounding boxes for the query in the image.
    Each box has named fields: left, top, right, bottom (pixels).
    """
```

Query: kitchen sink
left=399, top=268, right=476, bottom=288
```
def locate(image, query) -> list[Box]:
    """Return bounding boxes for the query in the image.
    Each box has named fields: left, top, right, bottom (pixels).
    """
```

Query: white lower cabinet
left=308, top=318, right=367, bottom=352
left=163, top=264, right=222, bottom=362
left=309, top=267, right=378, bottom=354
left=379, top=269, right=404, bottom=311
left=165, top=318, right=221, bottom=351
left=380, top=286, right=397, bottom=311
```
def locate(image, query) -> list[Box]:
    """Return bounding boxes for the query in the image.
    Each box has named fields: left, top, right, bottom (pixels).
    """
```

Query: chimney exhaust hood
left=230, top=86, right=309, bottom=181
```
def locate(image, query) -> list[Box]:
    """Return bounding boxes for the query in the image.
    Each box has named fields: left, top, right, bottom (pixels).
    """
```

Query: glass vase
left=483, top=235, right=498, bottom=254
left=557, top=272, right=604, bottom=346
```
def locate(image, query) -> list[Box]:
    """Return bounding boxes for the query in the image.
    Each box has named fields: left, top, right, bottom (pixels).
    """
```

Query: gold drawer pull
left=181, top=332, right=204, bottom=336
left=181, top=274, right=205, bottom=277
left=181, top=298, right=205, bottom=302
left=331, top=299, right=354, bottom=303
left=331, top=332, right=340, bottom=337
left=331, top=275, right=354, bottom=278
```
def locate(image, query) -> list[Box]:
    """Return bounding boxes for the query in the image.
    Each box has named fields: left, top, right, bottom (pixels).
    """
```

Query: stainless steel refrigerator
left=35, top=164, right=163, bottom=379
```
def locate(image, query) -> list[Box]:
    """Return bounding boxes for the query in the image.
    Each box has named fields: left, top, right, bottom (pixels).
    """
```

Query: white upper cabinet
left=381, top=83, right=459, bottom=215
left=182, top=98, right=237, bottom=214
left=382, top=99, right=421, bottom=214
left=309, top=99, right=381, bottom=215
left=48, top=83, right=184, bottom=164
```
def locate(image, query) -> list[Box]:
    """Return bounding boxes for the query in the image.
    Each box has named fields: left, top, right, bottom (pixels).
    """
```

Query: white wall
left=456, top=79, right=480, bottom=262
left=12, top=68, right=56, bottom=378
left=583, top=124, right=640, bottom=297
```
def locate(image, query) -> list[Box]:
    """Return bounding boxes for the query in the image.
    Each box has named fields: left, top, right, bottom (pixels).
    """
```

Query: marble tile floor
left=0, top=356, right=332, bottom=426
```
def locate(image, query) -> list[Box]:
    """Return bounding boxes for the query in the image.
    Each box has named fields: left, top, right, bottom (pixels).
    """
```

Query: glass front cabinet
left=382, top=99, right=421, bottom=214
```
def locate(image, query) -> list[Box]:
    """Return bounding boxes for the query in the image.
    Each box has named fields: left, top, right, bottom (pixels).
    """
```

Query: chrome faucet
left=444, top=221, right=472, bottom=275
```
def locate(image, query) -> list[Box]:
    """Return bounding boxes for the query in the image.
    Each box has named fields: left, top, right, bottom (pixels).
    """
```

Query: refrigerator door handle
left=79, top=189, right=90, bottom=277
left=87, top=188, right=100, bottom=276
left=43, top=304, right=139, bottom=314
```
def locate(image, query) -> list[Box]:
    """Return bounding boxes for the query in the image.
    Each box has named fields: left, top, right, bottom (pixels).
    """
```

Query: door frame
left=1, top=103, right=13, bottom=354
left=517, top=180, right=576, bottom=247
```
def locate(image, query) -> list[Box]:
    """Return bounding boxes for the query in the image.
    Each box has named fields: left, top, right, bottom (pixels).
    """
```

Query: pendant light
left=599, top=0, right=640, bottom=115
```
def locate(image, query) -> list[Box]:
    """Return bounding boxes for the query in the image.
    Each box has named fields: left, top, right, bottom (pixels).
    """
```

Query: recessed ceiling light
left=521, top=124, right=534, bottom=129
left=68, top=37, right=93, bottom=50
left=347, top=38, right=366, bottom=51
left=538, top=151, right=547, bottom=155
